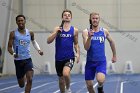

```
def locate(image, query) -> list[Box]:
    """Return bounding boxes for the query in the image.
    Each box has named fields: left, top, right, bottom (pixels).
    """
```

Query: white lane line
left=20, top=81, right=56, bottom=93
left=93, top=82, right=98, bottom=88
left=86, top=82, right=98, bottom=93
left=0, top=84, right=19, bottom=92
left=76, top=85, right=86, bottom=93
left=53, top=82, right=76, bottom=93
left=115, top=77, right=121, bottom=93
left=120, top=80, right=140, bottom=93
left=120, top=81, right=126, bottom=93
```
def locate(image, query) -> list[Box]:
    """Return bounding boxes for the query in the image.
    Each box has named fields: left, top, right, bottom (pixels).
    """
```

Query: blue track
left=0, top=74, right=139, bottom=93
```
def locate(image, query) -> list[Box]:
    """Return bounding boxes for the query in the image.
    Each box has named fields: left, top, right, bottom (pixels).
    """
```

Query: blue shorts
left=14, top=58, right=33, bottom=79
left=85, top=60, right=106, bottom=80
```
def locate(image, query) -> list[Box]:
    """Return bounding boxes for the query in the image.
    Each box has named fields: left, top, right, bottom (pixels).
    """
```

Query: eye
left=68, top=14, right=71, bottom=17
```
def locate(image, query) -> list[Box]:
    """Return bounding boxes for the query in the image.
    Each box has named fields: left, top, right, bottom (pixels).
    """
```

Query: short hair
left=16, top=15, right=26, bottom=21
left=89, top=12, right=100, bottom=19
left=61, top=9, right=72, bottom=18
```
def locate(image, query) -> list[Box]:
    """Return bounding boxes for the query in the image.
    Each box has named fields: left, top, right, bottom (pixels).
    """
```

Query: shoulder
left=29, top=30, right=34, bottom=36
left=74, top=27, right=78, bottom=33
left=54, top=26, right=60, bottom=30
left=9, top=31, right=15, bottom=37
left=52, top=26, right=60, bottom=32
left=102, top=27, right=108, bottom=32
left=102, top=27, right=109, bottom=35
left=29, top=31, right=34, bottom=40
left=10, top=30, right=15, bottom=34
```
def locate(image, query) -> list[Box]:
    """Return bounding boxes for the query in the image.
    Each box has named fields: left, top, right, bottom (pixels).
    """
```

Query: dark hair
left=16, top=15, right=26, bottom=21
left=61, top=9, right=72, bottom=18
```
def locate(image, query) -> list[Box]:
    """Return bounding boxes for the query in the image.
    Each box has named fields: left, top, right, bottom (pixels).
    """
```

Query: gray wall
left=0, top=0, right=13, bottom=73
left=1, top=0, right=140, bottom=75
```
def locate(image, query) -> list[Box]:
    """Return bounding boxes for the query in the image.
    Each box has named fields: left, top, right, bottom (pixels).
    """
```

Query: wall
left=1, top=0, right=140, bottom=75
left=0, top=0, right=12, bottom=74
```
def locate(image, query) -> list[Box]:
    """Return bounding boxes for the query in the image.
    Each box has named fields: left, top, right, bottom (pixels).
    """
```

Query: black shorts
left=55, top=58, right=75, bottom=77
left=14, top=58, right=33, bottom=79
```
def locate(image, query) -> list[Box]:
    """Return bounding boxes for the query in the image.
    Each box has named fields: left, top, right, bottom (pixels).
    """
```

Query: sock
left=98, top=85, right=104, bottom=93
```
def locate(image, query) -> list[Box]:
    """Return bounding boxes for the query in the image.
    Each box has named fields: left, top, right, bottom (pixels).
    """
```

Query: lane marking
left=53, top=82, right=76, bottom=93
left=86, top=82, right=98, bottom=93
left=115, top=77, right=121, bottom=93
left=20, top=81, right=56, bottom=93
left=0, top=84, right=19, bottom=92
left=120, top=81, right=126, bottom=93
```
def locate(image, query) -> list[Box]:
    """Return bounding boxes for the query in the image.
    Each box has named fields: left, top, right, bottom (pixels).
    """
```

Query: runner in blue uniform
left=82, top=12, right=117, bottom=93
left=8, top=15, right=43, bottom=93
left=47, top=9, right=80, bottom=93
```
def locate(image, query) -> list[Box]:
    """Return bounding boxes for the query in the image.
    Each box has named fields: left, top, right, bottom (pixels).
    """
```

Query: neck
left=92, top=26, right=99, bottom=32
left=18, top=28, right=25, bottom=33
left=64, top=22, right=70, bottom=28
left=63, top=22, right=71, bottom=31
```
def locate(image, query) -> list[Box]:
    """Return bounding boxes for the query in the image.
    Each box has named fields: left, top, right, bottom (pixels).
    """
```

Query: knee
left=63, top=70, right=70, bottom=78
left=27, top=77, right=33, bottom=84
left=63, top=73, right=69, bottom=78
left=63, top=67, right=70, bottom=78
left=98, top=81, right=104, bottom=86
left=97, top=78, right=105, bottom=85
left=97, top=77, right=105, bottom=85
left=96, top=73, right=105, bottom=85
left=59, top=77, right=65, bottom=84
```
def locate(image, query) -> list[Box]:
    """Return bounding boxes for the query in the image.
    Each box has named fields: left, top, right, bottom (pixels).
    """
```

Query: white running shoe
left=65, top=88, right=72, bottom=93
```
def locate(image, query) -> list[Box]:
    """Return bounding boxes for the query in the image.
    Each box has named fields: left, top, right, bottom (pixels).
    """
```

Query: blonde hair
left=89, top=12, right=100, bottom=19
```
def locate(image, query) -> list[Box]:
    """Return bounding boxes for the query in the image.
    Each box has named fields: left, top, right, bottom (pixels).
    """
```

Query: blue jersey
left=87, top=27, right=106, bottom=61
left=13, top=29, right=31, bottom=60
left=55, top=26, right=75, bottom=61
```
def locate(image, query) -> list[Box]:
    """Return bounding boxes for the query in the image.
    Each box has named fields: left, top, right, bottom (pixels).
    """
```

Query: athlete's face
left=62, top=12, right=72, bottom=22
left=16, top=17, right=26, bottom=30
left=90, top=14, right=100, bottom=27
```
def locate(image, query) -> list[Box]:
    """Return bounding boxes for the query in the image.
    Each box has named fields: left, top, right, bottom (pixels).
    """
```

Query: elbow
left=47, top=41, right=50, bottom=44
left=47, top=39, right=51, bottom=44
left=84, top=46, right=89, bottom=51
left=7, top=47, right=12, bottom=54
left=110, top=41, right=115, bottom=46
left=7, top=47, right=10, bottom=53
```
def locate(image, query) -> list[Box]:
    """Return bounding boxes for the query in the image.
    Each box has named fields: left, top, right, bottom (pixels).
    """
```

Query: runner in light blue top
left=13, top=28, right=31, bottom=60
left=8, top=15, right=43, bottom=93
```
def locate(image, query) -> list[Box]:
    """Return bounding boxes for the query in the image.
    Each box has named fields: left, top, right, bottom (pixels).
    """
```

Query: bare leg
left=59, top=76, right=65, bottom=93
left=25, top=70, right=33, bottom=93
left=63, top=66, right=71, bottom=90
left=96, top=72, right=105, bottom=93
left=86, top=80, right=95, bottom=93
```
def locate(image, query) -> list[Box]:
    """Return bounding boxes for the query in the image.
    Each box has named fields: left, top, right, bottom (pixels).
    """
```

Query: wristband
left=38, top=50, right=41, bottom=53
left=13, top=53, right=16, bottom=56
